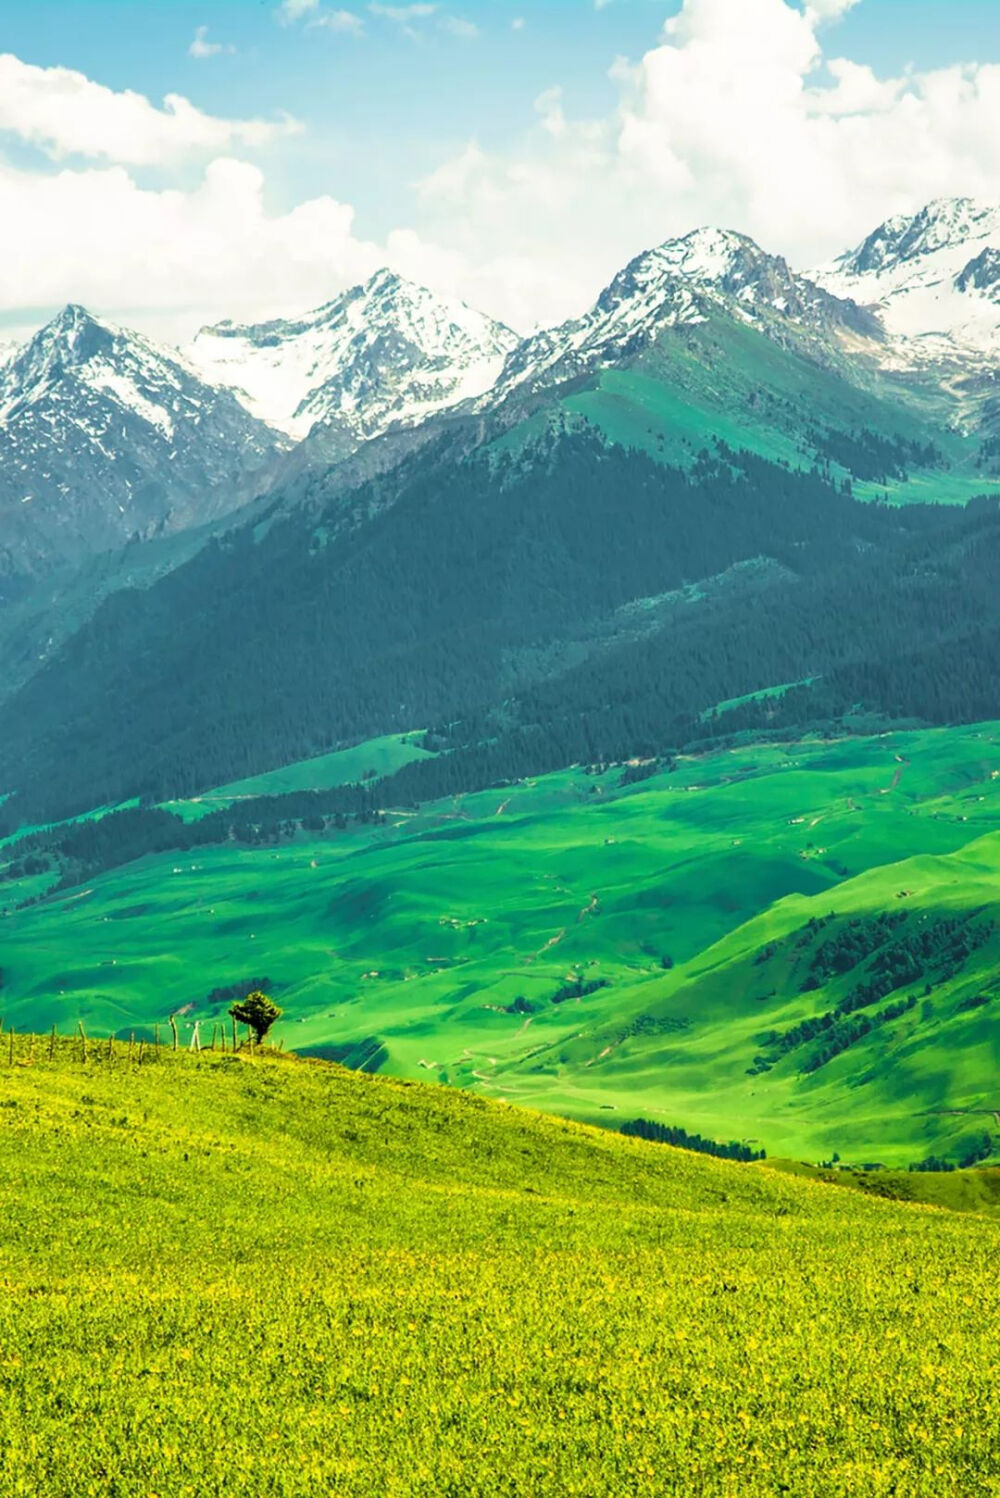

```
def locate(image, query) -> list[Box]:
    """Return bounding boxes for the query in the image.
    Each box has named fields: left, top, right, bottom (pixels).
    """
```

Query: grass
left=161, top=732, right=433, bottom=820
left=1, top=722, right=999, bottom=1165
left=489, top=311, right=997, bottom=508
left=0, top=1044, right=998, bottom=1496
left=767, top=1158, right=1000, bottom=1215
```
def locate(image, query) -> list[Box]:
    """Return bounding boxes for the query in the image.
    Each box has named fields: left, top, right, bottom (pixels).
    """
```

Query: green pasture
left=1, top=722, right=998, bottom=1163
left=0, top=1047, right=997, bottom=1496
left=162, top=732, right=433, bottom=820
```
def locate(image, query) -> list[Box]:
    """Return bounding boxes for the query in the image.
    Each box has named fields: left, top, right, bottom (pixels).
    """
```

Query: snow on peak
left=487, top=226, right=875, bottom=405
left=815, top=197, right=1000, bottom=361
left=836, top=198, right=1000, bottom=278
left=186, top=273, right=519, bottom=440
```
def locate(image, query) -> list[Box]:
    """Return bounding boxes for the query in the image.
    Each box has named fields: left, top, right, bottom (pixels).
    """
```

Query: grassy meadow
left=1, top=722, right=998, bottom=1165
left=0, top=1045, right=998, bottom=1497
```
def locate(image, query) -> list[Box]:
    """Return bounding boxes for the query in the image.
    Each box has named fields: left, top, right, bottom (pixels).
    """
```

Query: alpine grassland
left=1, top=722, right=998, bottom=1164
left=1, top=1042, right=999, bottom=1497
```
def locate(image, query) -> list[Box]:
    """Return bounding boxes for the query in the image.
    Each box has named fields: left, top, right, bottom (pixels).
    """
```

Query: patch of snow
left=187, top=269, right=519, bottom=440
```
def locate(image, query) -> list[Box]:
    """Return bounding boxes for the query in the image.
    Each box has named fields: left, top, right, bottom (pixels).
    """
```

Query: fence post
left=169, top=1015, right=179, bottom=1052
left=7, top=1028, right=13, bottom=1066
left=78, top=1020, right=87, bottom=1063
left=107, top=1033, right=114, bottom=1063
left=154, top=1022, right=160, bottom=1050
left=231, top=1015, right=238, bottom=1052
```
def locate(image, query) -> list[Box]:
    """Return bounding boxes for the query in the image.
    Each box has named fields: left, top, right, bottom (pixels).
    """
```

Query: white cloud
left=0, top=155, right=384, bottom=339
left=7, top=0, right=1000, bottom=345
left=806, top=0, right=861, bottom=21
left=0, top=53, right=299, bottom=166
left=369, top=3, right=437, bottom=38
left=411, top=0, right=1000, bottom=328
left=312, top=9, right=366, bottom=35
left=439, top=16, right=478, bottom=39
left=512, top=17, right=525, bottom=31
left=277, top=0, right=321, bottom=21
left=188, top=27, right=235, bottom=59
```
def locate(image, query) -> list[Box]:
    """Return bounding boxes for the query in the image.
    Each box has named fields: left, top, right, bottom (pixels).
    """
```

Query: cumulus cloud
left=0, top=155, right=385, bottom=338
left=7, top=0, right=1000, bottom=344
left=277, top=0, right=320, bottom=21
left=368, top=3, right=437, bottom=32
left=439, top=16, right=479, bottom=39
left=0, top=54, right=299, bottom=166
left=806, top=0, right=862, bottom=21
left=313, top=10, right=366, bottom=35
left=412, top=0, right=1000, bottom=327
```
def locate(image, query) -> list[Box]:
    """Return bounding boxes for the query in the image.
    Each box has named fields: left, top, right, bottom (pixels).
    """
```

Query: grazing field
left=162, top=731, right=433, bottom=819
left=1, top=723, right=998, bottom=1164
left=0, top=1047, right=998, bottom=1498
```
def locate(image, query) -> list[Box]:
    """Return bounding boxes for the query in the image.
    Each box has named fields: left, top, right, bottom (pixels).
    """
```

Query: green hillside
left=2, top=721, right=998, bottom=1164
left=498, top=311, right=991, bottom=505
left=1, top=1046, right=998, bottom=1497
left=163, top=732, right=433, bottom=820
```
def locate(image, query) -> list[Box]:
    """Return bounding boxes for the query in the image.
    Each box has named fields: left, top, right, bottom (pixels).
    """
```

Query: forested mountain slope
left=2, top=427, right=998, bottom=826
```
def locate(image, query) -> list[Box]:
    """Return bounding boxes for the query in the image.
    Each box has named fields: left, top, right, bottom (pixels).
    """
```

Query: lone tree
left=229, top=990, right=282, bottom=1046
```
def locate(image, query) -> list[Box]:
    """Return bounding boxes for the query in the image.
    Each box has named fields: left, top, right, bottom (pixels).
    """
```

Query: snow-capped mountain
left=816, top=198, right=1000, bottom=365
left=0, top=305, right=286, bottom=577
left=187, top=269, right=519, bottom=443
left=486, top=228, right=882, bottom=403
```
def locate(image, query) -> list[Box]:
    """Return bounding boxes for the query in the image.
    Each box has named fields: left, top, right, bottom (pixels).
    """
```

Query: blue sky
left=0, top=1, right=998, bottom=338
left=2, top=0, right=997, bottom=228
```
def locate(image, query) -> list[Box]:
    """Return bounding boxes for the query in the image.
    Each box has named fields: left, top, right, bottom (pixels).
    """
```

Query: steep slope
left=187, top=268, right=518, bottom=443
left=478, top=226, right=990, bottom=499
left=487, top=227, right=884, bottom=405
left=4, top=428, right=998, bottom=823
left=0, top=305, right=287, bottom=579
left=816, top=198, right=1000, bottom=411
left=0, top=226, right=995, bottom=818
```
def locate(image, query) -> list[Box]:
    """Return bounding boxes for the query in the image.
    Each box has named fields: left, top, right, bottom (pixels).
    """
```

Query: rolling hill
left=0, top=1044, right=997, bottom=1496
left=2, top=720, right=998, bottom=1166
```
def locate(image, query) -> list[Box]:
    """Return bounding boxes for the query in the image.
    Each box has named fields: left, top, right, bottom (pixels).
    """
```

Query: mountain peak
left=360, top=266, right=410, bottom=298
left=837, top=197, right=1000, bottom=277
left=815, top=196, right=1000, bottom=359
left=187, top=275, right=518, bottom=440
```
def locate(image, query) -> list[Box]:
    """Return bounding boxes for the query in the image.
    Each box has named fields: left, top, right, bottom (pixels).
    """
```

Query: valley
left=5, top=13, right=1000, bottom=1496
left=1, top=196, right=1000, bottom=1174
left=2, top=721, right=997, bottom=1167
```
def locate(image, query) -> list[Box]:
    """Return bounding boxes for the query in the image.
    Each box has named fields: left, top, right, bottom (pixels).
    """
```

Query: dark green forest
left=1, top=428, right=998, bottom=831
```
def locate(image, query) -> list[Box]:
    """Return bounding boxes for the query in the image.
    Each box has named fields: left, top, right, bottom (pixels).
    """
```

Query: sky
left=1, top=0, right=999, bottom=343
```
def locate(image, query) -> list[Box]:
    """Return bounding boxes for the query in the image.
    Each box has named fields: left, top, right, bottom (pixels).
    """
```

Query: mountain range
left=0, top=195, right=999, bottom=826
left=1, top=195, right=999, bottom=1168
left=1, top=195, right=998, bottom=587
